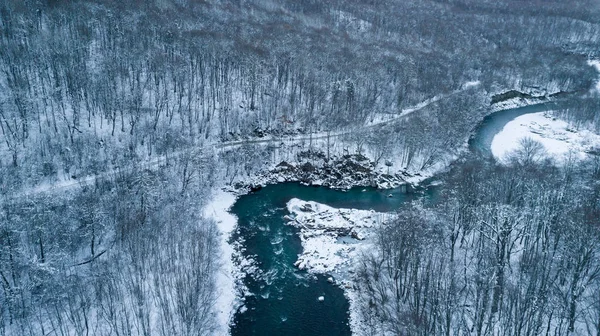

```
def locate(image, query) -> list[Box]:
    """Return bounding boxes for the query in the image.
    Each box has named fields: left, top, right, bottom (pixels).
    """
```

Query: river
left=229, top=101, right=566, bottom=335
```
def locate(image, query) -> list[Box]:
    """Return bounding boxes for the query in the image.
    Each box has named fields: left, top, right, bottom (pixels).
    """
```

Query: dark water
left=230, top=101, right=563, bottom=335
left=230, top=183, right=431, bottom=335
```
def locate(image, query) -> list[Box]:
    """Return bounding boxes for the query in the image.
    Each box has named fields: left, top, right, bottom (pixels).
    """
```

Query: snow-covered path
left=4, top=85, right=476, bottom=201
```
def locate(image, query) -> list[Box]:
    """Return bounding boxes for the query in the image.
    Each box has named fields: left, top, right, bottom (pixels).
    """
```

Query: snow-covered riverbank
left=286, top=199, right=392, bottom=335
left=491, top=112, right=600, bottom=164
left=202, top=190, right=243, bottom=335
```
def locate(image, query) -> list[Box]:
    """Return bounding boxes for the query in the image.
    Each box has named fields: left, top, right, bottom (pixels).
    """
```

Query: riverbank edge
left=202, top=190, right=248, bottom=336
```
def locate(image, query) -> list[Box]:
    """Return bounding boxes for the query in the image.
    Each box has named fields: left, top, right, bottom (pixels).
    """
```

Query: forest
left=356, top=153, right=600, bottom=335
left=1, top=0, right=599, bottom=335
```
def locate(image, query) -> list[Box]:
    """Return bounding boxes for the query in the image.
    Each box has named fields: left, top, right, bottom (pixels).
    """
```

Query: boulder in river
left=300, top=162, right=316, bottom=172
left=250, top=184, right=263, bottom=192
left=275, top=161, right=295, bottom=171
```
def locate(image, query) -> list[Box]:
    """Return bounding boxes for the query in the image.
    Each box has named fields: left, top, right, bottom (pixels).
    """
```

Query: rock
left=351, top=230, right=365, bottom=240
left=250, top=185, right=262, bottom=192
left=276, top=161, right=295, bottom=171
left=318, top=296, right=325, bottom=302
left=294, top=260, right=306, bottom=270
left=300, top=203, right=314, bottom=212
left=381, top=173, right=394, bottom=180
left=253, top=127, right=266, bottom=137
left=586, top=148, right=600, bottom=156
left=327, top=277, right=334, bottom=283
left=300, top=162, right=316, bottom=172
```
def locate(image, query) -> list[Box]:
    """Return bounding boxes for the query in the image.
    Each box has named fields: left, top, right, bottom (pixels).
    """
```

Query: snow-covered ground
left=202, top=190, right=242, bottom=336
left=491, top=112, right=600, bottom=164
left=286, top=199, right=392, bottom=335
left=286, top=199, right=385, bottom=273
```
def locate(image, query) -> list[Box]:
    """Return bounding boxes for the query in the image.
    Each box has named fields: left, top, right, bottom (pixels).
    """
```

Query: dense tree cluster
left=0, top=0, right=598, bottom=191
left=0, top=156, right=220, bottom=335
left=554, top=97, right=600, bottom=133
left=356, top=150, right=600, bottom=335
